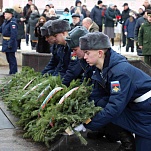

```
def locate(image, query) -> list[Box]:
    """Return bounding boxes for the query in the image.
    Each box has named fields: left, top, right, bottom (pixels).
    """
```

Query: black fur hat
left=51, top=19, right=71, bottom=35
left=40, top=20, right=53, bottom=36
left=65, top=26, right=88, bottom=48
left=79, top=32, right=111, bottom=50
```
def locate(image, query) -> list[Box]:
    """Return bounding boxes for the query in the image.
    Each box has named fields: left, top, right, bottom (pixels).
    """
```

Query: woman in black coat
left=34, top=16, right=50, bottom=53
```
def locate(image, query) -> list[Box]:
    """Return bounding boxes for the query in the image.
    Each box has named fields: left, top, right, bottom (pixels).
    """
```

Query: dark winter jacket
left=121, top=8, right=131, bottom=24
left=46, top=15, right=59, bottom=21
left=23, top=4, right=31, bottom=24
left=42, top=44, right=76, bottom=78
left=13, top=9, right=25, bottom=40
left=0, top=12, right=4, bottom=26
left=124, top=17, right=136, bottom=38
left=35, top=25, right=50, bottom=53
left=62, top=58, right=95, bottom=87
left=138, top=21, right=151, bottom=55
left=134, top=16, right=147, bottom=41
left=90, top=5, right=103, bottom=26
left=115, top=9, right=121, bottom=16
left=104, top=7, right=116, bottom=27
left=27, top=11, right=40, bottom=41
left=70, top=21, right=82, bottom=30
left=41, top=44, right=60, bottom=75
left=84, top=48, right=151, bottom=140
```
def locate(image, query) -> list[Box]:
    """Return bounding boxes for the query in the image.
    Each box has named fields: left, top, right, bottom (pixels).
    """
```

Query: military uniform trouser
left=144, top=55, right=151, bottom=66
left=6, top=52, right=18, bottom=74
left=135, top=135, right=151, bottom=151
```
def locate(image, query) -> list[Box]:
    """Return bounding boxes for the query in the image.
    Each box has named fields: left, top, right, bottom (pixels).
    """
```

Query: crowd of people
left=0, top=1, right=151, bottom=150
left=0, top=0, right=151, bottom=51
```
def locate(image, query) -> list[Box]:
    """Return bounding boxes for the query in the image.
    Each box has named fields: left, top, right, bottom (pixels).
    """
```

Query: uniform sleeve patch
left=111, top=81, right=121, bottom=93
left=12, top=25, right=16, bottom=29
left=70, top=52, right=77, bottom=60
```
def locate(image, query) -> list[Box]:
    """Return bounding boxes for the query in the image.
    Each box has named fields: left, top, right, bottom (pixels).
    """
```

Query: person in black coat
left=23, top=0, right=33, bottom=46
left=0, top=12, right=4, bottom=45
left=90, top=0, right=104, bottom=32
left=120, top=3, right=131, bottom=47
left=35, top=16, right=50, bottom=53
left=104, top=4, right=117, bottom=46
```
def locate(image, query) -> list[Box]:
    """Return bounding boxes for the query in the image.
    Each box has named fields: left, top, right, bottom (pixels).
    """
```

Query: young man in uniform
left=64, top=26, right=94, bottom=85
left=41, top=19, right=80, bottom=85
left=40, top=20, right=61, bottom=76
left=77, top=32, right=151, bottom=151
left=48, top=19, right=83, bottom=86
left=0, top=8, right=18, bottom=74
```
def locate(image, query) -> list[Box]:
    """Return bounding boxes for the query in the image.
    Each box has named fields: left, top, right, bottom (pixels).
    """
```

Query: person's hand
left=124, top=32, right=127, bottom=36
left=8, top=46, right=12, bottom=49
left=74, top=124, right=86, bottom=132
left=113, top=18, right=117, bottom=22
left=139, top=46, right=143, bottom=49
left=20, top=18, right=26, bottom=21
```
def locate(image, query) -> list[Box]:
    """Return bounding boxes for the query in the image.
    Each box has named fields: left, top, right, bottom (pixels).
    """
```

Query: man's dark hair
left=64, top=8, right=69, bottom=12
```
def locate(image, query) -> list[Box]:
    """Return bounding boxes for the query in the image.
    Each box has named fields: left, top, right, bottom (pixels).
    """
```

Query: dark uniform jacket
left=0, top=17, right=18, bottom=52
left=84, top=48, right=151, bottom=140
left=62, top=58, right=95, bottom=87
left=41, top=44, right=78, bottom=78
left=41, top=44, right=62, bottom=75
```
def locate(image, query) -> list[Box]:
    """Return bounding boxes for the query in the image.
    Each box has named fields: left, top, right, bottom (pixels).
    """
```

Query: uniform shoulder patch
left=12, top=24, right=16, bottom=29
left=71, top=52, right=77, bottom=60
left=111, top=81, right=121, bottom=93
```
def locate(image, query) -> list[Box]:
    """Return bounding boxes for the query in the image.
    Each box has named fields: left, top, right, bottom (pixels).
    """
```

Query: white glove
left=74, top=124, right=86, bottom=132
left=124, top=32, right=127, bottom=36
